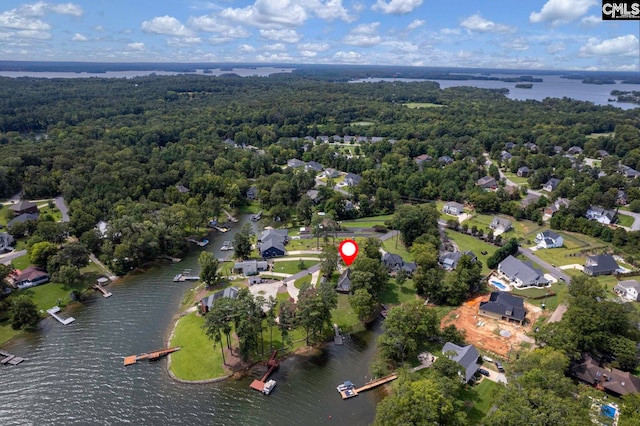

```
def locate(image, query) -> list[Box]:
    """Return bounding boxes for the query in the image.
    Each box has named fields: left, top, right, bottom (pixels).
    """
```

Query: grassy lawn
left=272, top=260, right=319, bottom=275
left=38, top=204, right=62, bottom=222
left=10, top=254, right=31, bottom=270
left=382, top=237, right=413, bottom=262
left=379, top=278, right=417, bottom=306
left=0, top=321, right=24, bottom=346
left=445, top=231, right=498, bottom=275
left=510, top=282, right=568, bottom=311
left=286, top=238, right=321, bottom=251
left=237, top=201, right=262, bottom=214
left=459, top=379, right=502, bottom=424
left=465, top=213, right=543, bottom=244
left=502, top=172, right=529, bottom=186
left=341, top=214, right=393, bottom=228
left=294, top=275, right=312, bottom=289
left=169, top=312, right=227, bottom=381
left=350, top=121, right=375, bottom=126
left=331, top=293, right=361, bottom=332
left=532, top=231, right=609, bottom=267
left=20, top=282, right=74, bottom=312
left=617, top=215, right=634, bottom=228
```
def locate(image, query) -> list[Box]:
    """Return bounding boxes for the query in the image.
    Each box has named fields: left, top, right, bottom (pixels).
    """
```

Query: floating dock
left=173, top=270, right=199, bottom=282
left=123, top=347, right=180, bottom=366
left=250, top=350, right=280, bottom=392
left=47, top=306, right=75, bottom=325
left=333, top=324, right=343, bottom=345
left=92, top=284, right=112, bottom=298
left=0, top=349, right=26, bottom=365
left=340, top=374, right=398, bottom=400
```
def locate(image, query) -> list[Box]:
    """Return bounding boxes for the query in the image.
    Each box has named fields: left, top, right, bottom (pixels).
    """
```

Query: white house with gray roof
left=614, top=280, right=640, bottom=301
left=489, top=217, right=512, bottom=233
left=497, top=255, right=549, bottom=288
left=534, top=230, right=564, bottom=249
left=442, top=342, right=480, bottom=383
left=586, top=206, right=616, bottom=225
left=443, top=202, right=465, bottom=216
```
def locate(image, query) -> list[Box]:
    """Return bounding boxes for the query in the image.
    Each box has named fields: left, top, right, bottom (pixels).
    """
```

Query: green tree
left=389, top=204, right=440, bottom=247
left=29, top=241, right=58, bottom=268
left=233, top=223, right=253, bottom=260
left=53, top=265, right=80, bottom=287
left=395, top=269, right=408, bottom=288
left=349, top=257, right=388, bottom=299
left=198, top=251, right=221, bottom=288
left=10, top=295, right=40, bottom=330
left=0, top=264, right=14, bottom=295
left=320, top=244, right=339, bottom=277
left=349, top=288, right=375, bottom=323
left=362, top=237, right=382, bottom=260
left=296, top=195, right=314, bottom=226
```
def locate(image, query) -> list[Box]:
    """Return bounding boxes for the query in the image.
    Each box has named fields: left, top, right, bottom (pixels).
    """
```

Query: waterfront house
left=586, top=206, right=616, bottom=225
left=584, top=254, right=619, bottom=277
left=489, top=217, right=512, bottom=233
left=570, top=354, right=640, bottom=397
left=614, top=280, right=640, bottom=301
left=497, top=255, right=549, bottom=288
left=443, top=201, right=465, bottom=216
left=9, top=200, right=38, bottom=216
left=442, top=342, right=480, bottom=384
left=479, top=291, right=526, bottom=325
left=336, top=268, right=351, bottom=293
left=258, top=229, right=288, bottom=258
left=534, top=230, right=564, bottom=249
left=199, top=286, right=240, bottom=314
left=12, top=266, right=50, bottom=289
left=542, top=178, right=561, bottom=192
left=476, top=176, right=497, bottom=190
left=233, top=260, right=269, bottom=275
left=0, top=232, right=14, bottom=253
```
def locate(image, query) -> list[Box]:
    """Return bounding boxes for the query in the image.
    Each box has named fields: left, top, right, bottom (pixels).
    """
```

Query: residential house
left=543, top=198, right=570, bottom=217
left=596, top=150, right=610, bottom=158
left=246, top=186, right=259, bottom=200
left=442, top=342, right=480, bottom=384
left=175, top=184, right=189, bottom=193
left=619, top=165, right=640, bottom=179
left=343, top=135, right=354, bottom=143
left=443, top=202, right=465, bottom=216
left=305, top=189, right=321, bottom=204
left=567, top=146, right=583, bottom=155
left=344, top=173, right=362, bottom=187
left=12, top=266, right=50, bottom=289
left=331, top=135, right=342, bottom=142
left=586, top=206, right=616, bottom=225
left=489, top=217, right=512, bottom=233
left=382, top=253, right=417, bottom=275
left=0, top=232, right=14, bottom=252
left=371, top=137, right=384, bottom=143
left=534, top=230, right=564, bottom=249
left=223, top=138, right=237, bottom=148
left=414, top=154, right=433, bottom=166
left=617, top=190, right=628, bottom=206
left=439, top=251, right=477, bottom=270
left=504, top=142, right=515, bottom=150
left=7, top=213, right=39, bottom=230
left=553, top=146, right=563, bottom=154
left=287, top=158, right=306, bottom=169
left=479, top=291, right=527, bottom=325
left=336, top=268, right=351, bottom=293
left=476, top=176, right=498, bottom=190
left=584, top=254, right=619, bottom=277
left=233, top=260, right=269, bottom=275
left=305, top=161, right=324, bottom=172
left=438, top=155, right=454, bottom=165
left=258, top=229, right=288, bottom=258
left=542, top=178, right=561, bottom=192
left=570, top=354, right=640, bottom=397
left=520, top=193, right=540, bottom=208
left=524, top=142, right=538, bottom=152
left=9, top=200, right=38, bottom=216
left=497, top=255, right=549, bottom=288
left=516, top=166, right=530, bottom=177
left=343, top=200, right=356, bottom=212
left=500, top=151, right=513, bottom=162
left=324, top=168, right=340, bottom=179
left=199, top=286, right=240, bottom=314
left=317, top=135, right=329, bottom=144
left=614, top=280, right=640, bottom=301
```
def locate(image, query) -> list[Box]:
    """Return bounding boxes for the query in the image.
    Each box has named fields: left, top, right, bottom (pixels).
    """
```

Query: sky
left=0, top=0, right=639, bottom=71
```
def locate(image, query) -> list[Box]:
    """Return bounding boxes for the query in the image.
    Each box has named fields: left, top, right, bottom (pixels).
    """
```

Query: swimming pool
left=601, top=404, right=617, bottom=418
left=491, top=280, right=507, bottom=291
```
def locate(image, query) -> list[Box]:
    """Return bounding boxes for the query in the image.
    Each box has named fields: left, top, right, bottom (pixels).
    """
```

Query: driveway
left=547, top=303, right=568, bottom=324
left=55, top=196, right=70, bottom=222
left=0, top=249, right=27, bottom=265
left=617, top=209, right=640, bottom=231
left=518, top=247, right=572, bottom=284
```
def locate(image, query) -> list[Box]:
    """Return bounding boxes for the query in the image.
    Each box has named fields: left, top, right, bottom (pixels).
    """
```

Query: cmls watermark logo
left=602, top=1, right=640, bottom=19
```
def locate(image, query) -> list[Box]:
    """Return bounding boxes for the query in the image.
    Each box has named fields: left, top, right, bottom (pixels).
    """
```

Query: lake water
left=0, top=67, right=294, bottom=79
left=0, top=215, right=382, bottom=425
left=352, top=74, right=640, bottom=110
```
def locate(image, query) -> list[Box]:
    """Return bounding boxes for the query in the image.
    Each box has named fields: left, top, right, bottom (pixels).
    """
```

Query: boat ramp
left=47, top=306, right=75, bottom=325
left=0, top=349, right=26, bottom=366
left=339, top=373, right=398, bottom=399
left=249, top=350, right=279, bottom=393
left=123, top=347, right=180, bottom=366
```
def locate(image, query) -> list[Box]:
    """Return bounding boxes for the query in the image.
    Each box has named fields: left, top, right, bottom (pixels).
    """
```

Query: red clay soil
left=440, top=294, right=534, bottom=359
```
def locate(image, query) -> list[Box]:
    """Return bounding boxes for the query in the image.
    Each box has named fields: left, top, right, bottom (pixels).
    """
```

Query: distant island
left=515, top=83, right=533, bottom=89
left=610, top=90, right=640, bottom=104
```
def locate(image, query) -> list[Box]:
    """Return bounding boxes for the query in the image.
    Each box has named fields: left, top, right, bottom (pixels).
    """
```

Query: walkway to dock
left=47, top=306, right=75, bottom=325
left=0, top=349, right=26, bottom=365
left=222, top=209, right=238, bottom=223
left=340, top=374, right=398, bottom=399
left=123, top=347, right=180, bottom=366
left=250, top=350, right=279, bottom=392
left=92, top=284, right=112, bottom=298
left=333, top=324, right=343, bottom=345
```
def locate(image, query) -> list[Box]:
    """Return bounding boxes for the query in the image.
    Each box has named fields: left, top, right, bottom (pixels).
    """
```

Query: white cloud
left=343, top=22, right=382, bottom=47
left=167, top=36, right=202, bottom=46
left=308, top=0, right=353, bottom=22
left=49, top=3, right=83, bottom=17
left=407, top=19, right=424, bottom=30
left=16, top=29, right=51, bottom=39
left=259, top=28, right=301, bottom=43
left=299, top=50, right=317, bottom=57
left=219, top=0, right=308, bottom=28
left=256, top=52, right=294, bottom=61
left=333, top=50, right=366, bottom=63
left=502, top=37, right=529, bottom=51
left=579, top=35, right=638, bottom=56
left=0, top=12, right=49, bottom=31
left=547, top=42, right=565, bottom=54
left=372, top=0, right=423, bottom=15
left=461, top=14, right=515, bottom=33
left=126, top=42, right=145, bottom=51
left=530, top=0, right=597, bottom=26
left=297, top=42, right=330, bottom=52
left=141, top=16, right=194, bottom=37
left=580, top=15, right=600, bottom=27
left=93, top=25, right=105, bottom=32
left=440, top=28, right=461, bottom=36
left=71, top=33, right=87, bottom=41
left=239, top=44, right=256, bottom=52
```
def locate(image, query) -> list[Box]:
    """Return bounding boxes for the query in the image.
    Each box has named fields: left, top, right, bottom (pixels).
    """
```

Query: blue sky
left=0, top=0, right=638, bottom=70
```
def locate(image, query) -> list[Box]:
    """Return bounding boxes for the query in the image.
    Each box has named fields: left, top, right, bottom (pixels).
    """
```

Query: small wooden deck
left=92, top=284, right=112, bottom=298
left=47, top=306, right=75, bottom=325
left=0, top=349, right=26, bottom=366
left=123, top=347, right=180, bottom=366
left=249, top=350, right=279, bottom=392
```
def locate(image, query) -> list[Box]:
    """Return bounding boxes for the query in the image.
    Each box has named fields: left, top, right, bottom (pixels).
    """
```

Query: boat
left=214, top=226, right=228, bottom=233
left=197, top=239, right=209, bottom=247
left=173, top=274, right=182, bottom=282
left=336, top=381, right=355, bottom=392
left=220, top=241, right=233, bottom=251
left=262, top=379, right=277, bottom=395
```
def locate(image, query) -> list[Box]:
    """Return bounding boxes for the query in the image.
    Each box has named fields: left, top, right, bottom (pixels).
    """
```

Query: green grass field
left=341, top=214, right=393, bottom=228
left=444, top=231, right=498, bottom=275
left=510, top=282, right=568, bottom=311
left=331, top=294, right=361, bottom=332
left=502, top=172, right=529, bottom=186
left=286, top=238, right=321, bottom=251
left=272, top=260, right=319, bottom=275
left=0, top=321, right=23, bottom=346
left=379, top=278, right=417, bottom=306
left=459, top=379, right=503, bottom=424
left=294, top=275, right=312, bottom=289
left=617, top=215, right=634, bottom=228
left=10, top=254, right=31, bottom=270
left=464, top=213, right=544, bottom=244
left=350, top=121, right=375, bottom=126
left=382, top=237, right=413, bottom=262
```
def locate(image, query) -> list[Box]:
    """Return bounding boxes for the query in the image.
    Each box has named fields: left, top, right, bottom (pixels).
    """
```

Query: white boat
left=220, top=241, right=233, bottom=251
left=262, top=379, right=277, bottom=395
left=336, top=381, right=355, bottom=392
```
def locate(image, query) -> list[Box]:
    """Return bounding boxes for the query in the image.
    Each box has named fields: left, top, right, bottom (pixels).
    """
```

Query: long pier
left=340, top=373, right=398, bottom=399
left=250, top=350, right=279, bottom=392
left=92, top=284, right=112, bottom=298
left=47, top=306, right=75, bottom=325
left=0, top=349, right=26, bottom=365
left=123, top=347, right=180, bottom=366
left=222, top=209, right=238, bottom=223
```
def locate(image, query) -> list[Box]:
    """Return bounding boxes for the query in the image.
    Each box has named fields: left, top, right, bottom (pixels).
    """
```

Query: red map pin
left=339, top=239, right=359, bottom=266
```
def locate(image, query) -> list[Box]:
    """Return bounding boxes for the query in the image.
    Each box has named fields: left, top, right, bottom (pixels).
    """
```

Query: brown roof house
left=570, top=354, right=640, bottom=397
left=9, top=200, right=38, bottom=216
left=12, top=266, right=50, bottom=290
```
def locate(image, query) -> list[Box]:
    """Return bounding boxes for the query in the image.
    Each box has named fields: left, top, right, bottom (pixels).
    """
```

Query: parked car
left=495, top=361, right=505, bottom=372
left=478, top=368, right=490, bottom=377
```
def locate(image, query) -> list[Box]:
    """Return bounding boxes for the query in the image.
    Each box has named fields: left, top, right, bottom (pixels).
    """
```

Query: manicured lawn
left=331, top=294, right=361, bottom=332
left=169, top=312, right=227, bottom=381
left=459, top=379, right=503, bottom=424
left=10, top=254, right=31, bottom=270
left=464, top=213, right=543, bottom=243
left=379, top=278, right=417, bottom=306
left=532, top=231, right=609, bottom=267
left=20, top=282, right=73, bottom=312
left=510, top=282, right=568, bottom=311
left=341, top=214, right=393, bottom=228
left=444, top=231, right=498, bottom=275
left=617, top=215, right=634, bottom=228
left=38, top=204, right=62, bottom=222
left=237, top=201, right=262, bottom=214
left=0, top=321, right=24, bottom=346
left=286, top=238, right=321, bottom=251
left=272, top=260, right=319, bottom=275
left=502, top=172, right=529, bottom=186
left=382, top=237, right=413, bottom=262
left=294, top=275, right=312, bottom=289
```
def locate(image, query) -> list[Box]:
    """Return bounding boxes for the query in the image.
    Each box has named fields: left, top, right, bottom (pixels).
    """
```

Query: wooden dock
left=333, top=323, right=343, bottom=345
left=0, top=349, right=26, bottom=366
left=47, top=306, right=75, bottom=325
left=250, top=350, right=279, bottom=392
left=123, top=347, right=180, bottom=366
left=223, top=209, right=238, bottom=223
left=340, top=374, right=398, bottom=399
left=92, top=284, right=112, bottom=298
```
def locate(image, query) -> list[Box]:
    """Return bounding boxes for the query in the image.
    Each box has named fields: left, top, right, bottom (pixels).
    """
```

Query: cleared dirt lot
left=441, top=294, right=541, bottom=359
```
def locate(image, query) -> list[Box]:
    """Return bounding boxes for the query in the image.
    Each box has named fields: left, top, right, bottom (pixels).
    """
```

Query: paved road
left=55, top=196, right=70, bottom=222
left=519, top=247, right=572, bottom=284
left=0, top=249, right=27, bottom=265
left=483, top=153, right=542, bottom=197
left=617, top=209, right=640, bottom=231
